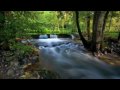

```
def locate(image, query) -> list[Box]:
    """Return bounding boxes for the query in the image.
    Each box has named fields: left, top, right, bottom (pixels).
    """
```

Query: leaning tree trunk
left=86, top=13, right=91, bottom=41
left=75, top=11, right=89, bottom=49
left=91, top=11, right=106, bottom=55
left=100, top=11, right=109, bottom=51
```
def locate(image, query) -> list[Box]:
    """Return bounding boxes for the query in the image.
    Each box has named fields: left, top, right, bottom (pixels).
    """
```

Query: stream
left=30, top=35, right=120, bottom=79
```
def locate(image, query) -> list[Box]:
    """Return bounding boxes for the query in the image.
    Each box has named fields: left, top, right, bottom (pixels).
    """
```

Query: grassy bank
left=104, top=32, right=119, bottom=39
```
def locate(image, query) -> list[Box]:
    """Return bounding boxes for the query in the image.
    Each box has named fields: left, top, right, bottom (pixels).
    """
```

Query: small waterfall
left=50, top=35, right=58, bottom=38
left=38, top=38, right=68, bottom=47
left=39, top=34, right=58, bottom=39
left=39, top=35, right=48, bottom=39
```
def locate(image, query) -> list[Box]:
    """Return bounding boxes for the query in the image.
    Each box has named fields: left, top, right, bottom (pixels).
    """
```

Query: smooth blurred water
left=39, top=35, right=48, bottom=39
left=50, top=35, right=58, bottom=38
left=33, top=35, right=120, bottom=79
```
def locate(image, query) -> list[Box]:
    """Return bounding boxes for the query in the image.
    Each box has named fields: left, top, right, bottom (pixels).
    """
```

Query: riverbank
left=73, top=38, right=120, bottom=66
left=0, top=42, right=60, bottom=79
left=98, top=53, right=120, bottom=66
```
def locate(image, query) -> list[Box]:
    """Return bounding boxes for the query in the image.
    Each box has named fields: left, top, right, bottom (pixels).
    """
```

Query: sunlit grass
left=25, top=29, right=73, bottom=35
left=104, top=32, right=119, bottom=39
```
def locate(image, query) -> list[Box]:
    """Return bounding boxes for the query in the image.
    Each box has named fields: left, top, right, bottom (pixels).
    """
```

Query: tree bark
left=91, top=11, right=101, bottom=53
left=100, top=11, right=109, bottom=51
left=75, top=11, right=89, bottom=49
left=91, top=11, right=106, bottom=54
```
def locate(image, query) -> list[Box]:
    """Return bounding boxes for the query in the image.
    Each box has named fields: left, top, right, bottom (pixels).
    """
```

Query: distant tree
left=108, top=11, right=113, bottom=32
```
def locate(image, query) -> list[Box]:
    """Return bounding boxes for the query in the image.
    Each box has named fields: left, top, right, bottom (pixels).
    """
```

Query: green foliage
left=0, top=11, right=120, bottom=42
left=0, top=12, right=5, bottom=22
left=104, top=32, right=119, bottom=39
left=11, top=42, right=33, bottom=55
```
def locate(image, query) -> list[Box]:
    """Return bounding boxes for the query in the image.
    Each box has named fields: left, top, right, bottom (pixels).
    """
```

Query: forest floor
left=87, top=52, right=120, bottom=66
left=98, top=53, right=120, bottom=66
left=0, top=43, right=60, bottom=79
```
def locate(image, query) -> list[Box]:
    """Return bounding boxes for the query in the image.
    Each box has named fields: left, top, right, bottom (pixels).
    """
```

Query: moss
left=104, top=32, right=119, bottom=39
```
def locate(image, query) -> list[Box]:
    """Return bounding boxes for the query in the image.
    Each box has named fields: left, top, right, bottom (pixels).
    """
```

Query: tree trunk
left=100, top=11, right=109, bottom=51
left=108, top=12, right=113, bottom=32
left=91, top=11, right=106, bottom=55
left=75, top=11, right=89, bottom=49
left=86, top=13, right=91, bottom=41
left=72, top=12, right=77, bottom=33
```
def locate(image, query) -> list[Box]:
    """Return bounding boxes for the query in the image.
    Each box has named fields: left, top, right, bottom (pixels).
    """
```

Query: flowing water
left=32, top=34, right=120, bottom=79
